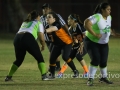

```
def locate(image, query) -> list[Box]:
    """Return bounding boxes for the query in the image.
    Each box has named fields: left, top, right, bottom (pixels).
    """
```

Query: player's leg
left=57, top=46, right=76, bottom=77
left=84, top=37, right=100, bottom=86
left=50, top=43, right=61, bottom=71
left=62, top=44, right=79, bottom=78
left=76, top=47, right=89, bottom=77
left=49, top=45, right=62, bottom=79
left=99, top=44, right=113, bottom=84
left=5, top=34, right=26, bottom=81
left=25, top=33, right=48, bottom=80
left=55, top=57, right=61, bottom=71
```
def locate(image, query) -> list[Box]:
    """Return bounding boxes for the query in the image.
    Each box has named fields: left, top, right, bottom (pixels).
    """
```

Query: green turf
left=0, top=34, right=120, bottom=90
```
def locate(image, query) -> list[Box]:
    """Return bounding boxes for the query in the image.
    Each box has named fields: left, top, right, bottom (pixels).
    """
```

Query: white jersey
left=86, top=13, right=111, bottom=44
left=18, top=20, right=44, bottom=39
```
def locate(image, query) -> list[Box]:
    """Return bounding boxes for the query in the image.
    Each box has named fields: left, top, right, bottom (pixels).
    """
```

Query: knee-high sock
left=82, top=65, right=89, bottom=73
left=56, top=61, right=60, bottom=68
left=100, top=67, right=107, bottom=78
left=8, top=64, right=18, bottom=76
left=50, top=65, right=56, bottom=76
left=89, top=65, right=98, bottom=79
left=38, top=62, right=46, bottom=75
left=66, top=59, right=76, bottom=71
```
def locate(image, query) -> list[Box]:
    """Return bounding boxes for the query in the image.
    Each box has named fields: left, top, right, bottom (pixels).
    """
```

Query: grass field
left=0, top=33, right=120, bottom=90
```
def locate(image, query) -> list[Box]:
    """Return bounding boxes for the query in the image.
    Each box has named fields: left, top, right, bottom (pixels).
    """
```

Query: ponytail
left=93, top=2, right=110, bottom=14
left=24, top=10, right=40, bottom=22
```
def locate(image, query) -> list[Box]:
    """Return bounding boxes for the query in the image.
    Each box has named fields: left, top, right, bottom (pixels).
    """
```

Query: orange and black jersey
left=40, top=14, right=66, bottom=42
left=46, top=22, right=73, bottom=46
left=69, top=23, right=86, bottom=42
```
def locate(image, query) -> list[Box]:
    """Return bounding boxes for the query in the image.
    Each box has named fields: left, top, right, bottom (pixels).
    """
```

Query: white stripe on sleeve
left=39, top=24, right=44, bottom=33
left=57, top=14, right=66, bottom=26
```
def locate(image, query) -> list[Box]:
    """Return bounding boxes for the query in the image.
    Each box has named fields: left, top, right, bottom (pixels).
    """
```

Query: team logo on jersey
left=102, top=26, right=110, bottom=34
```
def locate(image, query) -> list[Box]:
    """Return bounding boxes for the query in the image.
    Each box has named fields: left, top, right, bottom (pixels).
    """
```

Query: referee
left=40, top=3, right=69, bottom=71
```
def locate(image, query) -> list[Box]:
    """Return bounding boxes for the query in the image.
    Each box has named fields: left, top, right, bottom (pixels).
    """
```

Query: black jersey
left=40, top=14, right=66, bottom=42
left=46, top=22, right=72, bottom=46
left=69, top=23, right=86, bottom=42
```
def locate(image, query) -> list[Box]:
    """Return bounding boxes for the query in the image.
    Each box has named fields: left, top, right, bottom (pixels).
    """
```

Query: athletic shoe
left=72, top=70, right=79, bottom=78
left=57, top=72, right=63, bottom=78
left=5, top=76, right=12, bottom=81
left=42, top=74, right=50, bottom=81
left=99, top=77, right=113, bottom=84
left=47, top=73, right=55, bottom=80
left=87, top=78, right=94, bottom=86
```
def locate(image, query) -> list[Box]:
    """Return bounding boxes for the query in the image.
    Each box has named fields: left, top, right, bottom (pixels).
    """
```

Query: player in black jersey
left=40, top=3, right=69, bottom=71
left=67, top=14, right=89, bottom=77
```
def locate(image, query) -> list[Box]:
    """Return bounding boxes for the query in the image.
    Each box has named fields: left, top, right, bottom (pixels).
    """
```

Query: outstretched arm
left=111, top=29, right=120, bottom=37
left=46, top=26, right=58, bottom=33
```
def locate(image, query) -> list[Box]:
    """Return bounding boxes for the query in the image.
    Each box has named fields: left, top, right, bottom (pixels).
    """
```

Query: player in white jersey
left=5, top=10, right=49, bottom=81
left=84, top=2, right=113, bottom=86
left=40, top=3, right=69, bottom=71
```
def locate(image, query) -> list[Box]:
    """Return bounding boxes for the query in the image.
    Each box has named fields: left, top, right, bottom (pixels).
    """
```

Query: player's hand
left=77, top=42, right=84, bottom=55
left=95, top=34, right=102, bottom=38
left=74, top=39, right=78, bottom=43
left=41, top=46, right=45, bottom=51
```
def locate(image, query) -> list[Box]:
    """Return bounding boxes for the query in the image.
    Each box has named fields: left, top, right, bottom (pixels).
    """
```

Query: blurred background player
left=40, top=3, right=69, bottom=71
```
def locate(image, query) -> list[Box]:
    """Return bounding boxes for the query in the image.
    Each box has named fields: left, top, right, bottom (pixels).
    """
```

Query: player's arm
left=84, top=19, right=102, bottom=38
left=38, top=32, right=45, bottom=51
left=46, top=26, right=58, bottom=33
left=84, top=19, right=96, bottom=36
left=57, top=14, right=70, bottom=35
left=38, top=23, right=46, bottom=51
left=62, top=24, right=69, bottom=33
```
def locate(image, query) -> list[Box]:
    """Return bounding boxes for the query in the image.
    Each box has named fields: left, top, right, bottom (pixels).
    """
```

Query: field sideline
left=0, top=33, right=120, bottom=90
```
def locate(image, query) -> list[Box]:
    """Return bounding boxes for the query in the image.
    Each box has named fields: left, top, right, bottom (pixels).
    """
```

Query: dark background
left=0, top=0, right=120, bottom=33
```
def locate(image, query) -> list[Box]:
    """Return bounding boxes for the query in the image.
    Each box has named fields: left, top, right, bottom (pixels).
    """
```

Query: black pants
left=50, top=44, right=72, bottom=64
left=45, top=41, right=53, bottom=52
left=70, top=43, right=87, bottom=62
left=84, top=37, right=109, bottom=68
left=13, top=33, right=44, bottom=67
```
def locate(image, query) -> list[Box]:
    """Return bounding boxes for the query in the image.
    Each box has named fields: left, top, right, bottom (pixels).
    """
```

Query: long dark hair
left=48, top=11, right=60, bottom=24
left=93, top=2, right=110, bottom=14
left=24, top=10, right=40, bottom=22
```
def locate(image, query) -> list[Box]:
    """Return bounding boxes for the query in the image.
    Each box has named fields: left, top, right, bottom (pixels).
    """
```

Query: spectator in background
left=40, top=3, right=69, bottom=71
left=84, top=2, right=113, bottom=86
left=5, top=10, right=49, bottom=81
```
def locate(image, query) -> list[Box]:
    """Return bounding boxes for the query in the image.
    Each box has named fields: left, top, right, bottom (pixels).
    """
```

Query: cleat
left=57, top=72, right=63, bottom=78
left=87, top=78, right=93, bottom=86
left=5, top=76, right=12, bottom=82
left=72, top=70, right=79, bottom=78
left=42, top=74, right=50, bottom=81
left=99, top=77, right=113, bottom=84
left=83, top=72, right=89, bottom=78
left=47, top=73, right=55, bottom=80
